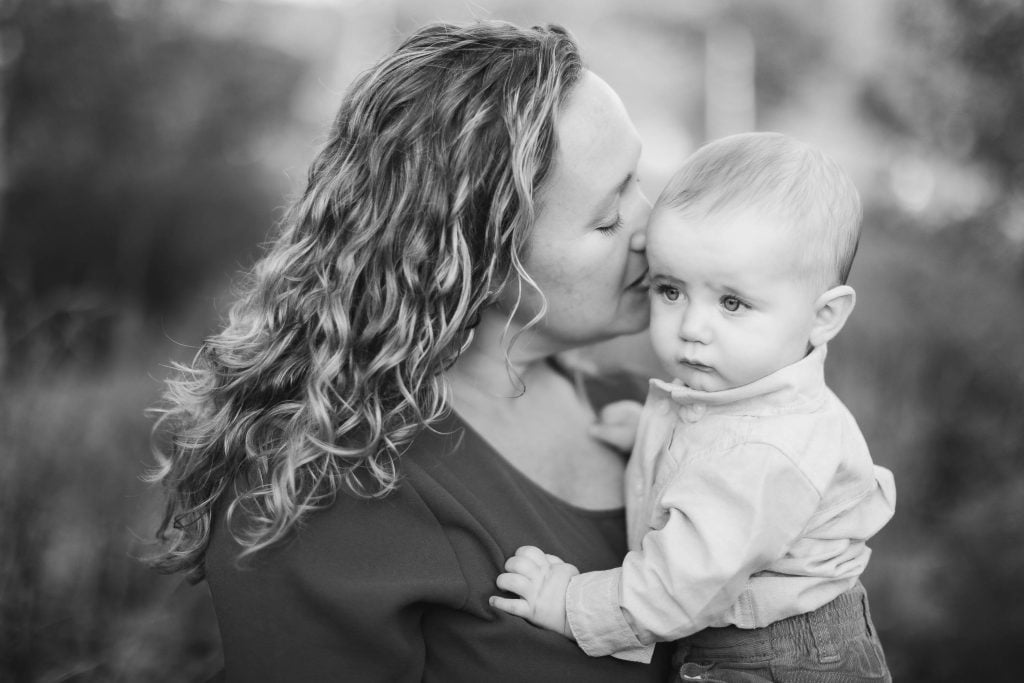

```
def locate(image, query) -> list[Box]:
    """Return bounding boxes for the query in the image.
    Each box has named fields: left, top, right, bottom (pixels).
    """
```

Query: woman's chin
left=617, top=312, right=652, bottom=338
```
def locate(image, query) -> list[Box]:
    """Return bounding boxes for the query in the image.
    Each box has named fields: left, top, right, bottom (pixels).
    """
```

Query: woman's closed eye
left=597, top=214, right=623, bottom=236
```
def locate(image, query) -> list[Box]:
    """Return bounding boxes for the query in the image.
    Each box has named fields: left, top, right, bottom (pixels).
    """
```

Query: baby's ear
left=809, top=285, right=856, bottom=348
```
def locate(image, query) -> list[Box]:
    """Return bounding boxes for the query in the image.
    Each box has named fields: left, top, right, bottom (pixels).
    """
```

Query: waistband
left=682, top=581, right=871, bottom=662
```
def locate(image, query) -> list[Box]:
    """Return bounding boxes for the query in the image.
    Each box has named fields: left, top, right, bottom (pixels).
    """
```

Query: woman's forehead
left=541, top=71, right=641, bottom=211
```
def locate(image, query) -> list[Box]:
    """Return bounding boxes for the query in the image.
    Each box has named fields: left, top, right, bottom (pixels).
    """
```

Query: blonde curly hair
left=147, top=21, right=583, bottom=581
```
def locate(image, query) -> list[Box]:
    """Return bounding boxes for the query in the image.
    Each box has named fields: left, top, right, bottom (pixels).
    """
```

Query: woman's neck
left=443, top=307, right=627, bottom=510
left=447, top=306, right=564, bottom=399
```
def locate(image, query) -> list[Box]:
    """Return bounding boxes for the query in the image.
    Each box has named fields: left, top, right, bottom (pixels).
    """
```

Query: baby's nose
left=678, top=306, right=711, bottom=344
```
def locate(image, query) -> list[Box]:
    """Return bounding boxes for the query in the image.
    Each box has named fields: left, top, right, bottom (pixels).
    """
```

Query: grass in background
left=0, top=364, right=220, bottom=682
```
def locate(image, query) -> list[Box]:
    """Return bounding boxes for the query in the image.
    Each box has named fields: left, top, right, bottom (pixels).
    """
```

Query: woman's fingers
left=588, top=422, right=637, bottom=452
left=597, top=399, right=643, bottom=424
left=590, top=399, right=643, bottom=452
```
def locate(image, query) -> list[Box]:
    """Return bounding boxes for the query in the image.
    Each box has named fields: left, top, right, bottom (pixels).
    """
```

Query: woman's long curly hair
left=147, top=21, right=583, bottom=581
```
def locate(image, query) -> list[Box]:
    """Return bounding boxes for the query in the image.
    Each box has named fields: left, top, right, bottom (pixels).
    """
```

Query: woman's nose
left=629, top=225, right=646, bottom=252
left=628, top=190, right=652, bottom=252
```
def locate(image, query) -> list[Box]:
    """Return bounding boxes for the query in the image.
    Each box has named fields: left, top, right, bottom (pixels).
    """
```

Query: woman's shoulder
left=205, top=466, right=471, bottom=623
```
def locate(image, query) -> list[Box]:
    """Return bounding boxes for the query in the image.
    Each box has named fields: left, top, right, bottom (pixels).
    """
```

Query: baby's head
left=646, top=132, right=861, bottom=391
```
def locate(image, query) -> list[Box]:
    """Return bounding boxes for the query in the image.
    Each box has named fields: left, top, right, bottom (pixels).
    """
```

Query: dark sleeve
left=208, top=482, right=468, bottom=683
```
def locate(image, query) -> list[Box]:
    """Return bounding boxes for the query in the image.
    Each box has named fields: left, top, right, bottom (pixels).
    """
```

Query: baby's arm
left=568, top=443, right=823, bottom=659
left=490, top=546, right=579, bottom=639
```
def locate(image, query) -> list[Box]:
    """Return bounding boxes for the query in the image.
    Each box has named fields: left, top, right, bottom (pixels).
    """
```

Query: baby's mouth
left=680, top=359, right=713, bottom=373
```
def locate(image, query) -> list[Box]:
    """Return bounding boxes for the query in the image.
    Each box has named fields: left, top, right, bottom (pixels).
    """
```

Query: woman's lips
left=626, top=268, right=649, bottom=290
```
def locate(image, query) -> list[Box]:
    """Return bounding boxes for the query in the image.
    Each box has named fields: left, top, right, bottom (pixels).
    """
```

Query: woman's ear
left=809, top=285, right=856, bottom=348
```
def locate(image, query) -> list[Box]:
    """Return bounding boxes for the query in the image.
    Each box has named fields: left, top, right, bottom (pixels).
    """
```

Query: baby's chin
left=686, top=380, right=729, bottom=392
left=673, top=369, right=731, bottom=393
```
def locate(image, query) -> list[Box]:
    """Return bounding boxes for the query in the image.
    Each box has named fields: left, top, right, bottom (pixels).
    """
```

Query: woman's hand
left=588, top=400, right=643, bottom=454
left=490, top=546, right=580, bottom=639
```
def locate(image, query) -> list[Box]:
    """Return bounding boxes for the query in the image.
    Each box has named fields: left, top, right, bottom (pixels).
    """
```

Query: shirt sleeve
left=565, top=441, right=822, bottom=661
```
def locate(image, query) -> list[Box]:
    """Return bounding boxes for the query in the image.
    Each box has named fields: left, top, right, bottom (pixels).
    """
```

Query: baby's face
left=646, top=206, right=821, bottom=391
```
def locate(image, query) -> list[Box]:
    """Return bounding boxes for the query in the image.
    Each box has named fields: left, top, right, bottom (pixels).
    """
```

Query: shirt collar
left=649, top=344, right=829, bottom=420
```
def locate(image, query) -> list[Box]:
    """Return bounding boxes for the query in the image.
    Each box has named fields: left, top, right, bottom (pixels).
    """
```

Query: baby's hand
left=588, top=399, right=643, bottom=453
left=490, top=545, right=579, bottom=639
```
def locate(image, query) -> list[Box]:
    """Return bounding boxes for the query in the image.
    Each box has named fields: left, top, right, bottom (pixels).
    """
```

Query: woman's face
left=505, top=70, right=650, bottom=352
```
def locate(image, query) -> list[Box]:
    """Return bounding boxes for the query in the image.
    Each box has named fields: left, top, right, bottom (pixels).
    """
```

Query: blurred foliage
left=851, top=1, right=1024, bottom=679
left=862, top=0, right=1024, bottom=258
left=865, top=0, right=1024, bottom=185
left=829, top=208, right=1024, bottom=680
left=1, top=0, right=305, bottom=679
left=0, top=374, right=220, bottom=681
left=0, top=0, right=1022, bottom=681
left=1, top=0, right=305, bottom=373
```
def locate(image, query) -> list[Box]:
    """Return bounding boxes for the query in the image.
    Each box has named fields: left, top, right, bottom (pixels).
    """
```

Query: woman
left=149, top=20, right=672, bottom=682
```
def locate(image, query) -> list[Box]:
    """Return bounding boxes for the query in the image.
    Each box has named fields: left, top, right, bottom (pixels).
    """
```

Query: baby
left=491, top=132, right=896, bottom=681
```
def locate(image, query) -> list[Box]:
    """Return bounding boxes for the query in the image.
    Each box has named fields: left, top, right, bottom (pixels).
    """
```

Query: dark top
left=206, top=374, right=672, bottom=682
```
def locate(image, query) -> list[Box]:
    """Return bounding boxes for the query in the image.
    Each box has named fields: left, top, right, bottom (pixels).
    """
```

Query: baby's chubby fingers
left=489, top=595, right=532, bottom=618
left=504, top=554, right=544, bottom=578
left=495, top=571, right=534, bottom=599
left=513, top=545, right=551, bottom=566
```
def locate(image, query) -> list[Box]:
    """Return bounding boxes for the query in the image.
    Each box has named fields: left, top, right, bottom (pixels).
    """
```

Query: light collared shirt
left=565, top=345, right=896, bottom=662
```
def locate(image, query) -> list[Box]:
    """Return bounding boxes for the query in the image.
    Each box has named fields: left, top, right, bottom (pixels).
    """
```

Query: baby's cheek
left=649, top=332, right=679, bottom=377
left=723, top=344, right=777, bottom=387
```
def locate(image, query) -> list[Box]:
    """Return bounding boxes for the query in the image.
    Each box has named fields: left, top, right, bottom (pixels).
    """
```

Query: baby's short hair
left=657, top=132, right=862, bottom=290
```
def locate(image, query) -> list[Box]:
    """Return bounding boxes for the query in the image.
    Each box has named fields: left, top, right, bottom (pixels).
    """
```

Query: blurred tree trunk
left=0, top=0, right=21, bottom=377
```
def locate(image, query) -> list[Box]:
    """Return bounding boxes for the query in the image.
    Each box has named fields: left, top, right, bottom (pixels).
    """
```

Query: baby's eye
left=657, top=284, right=680, bottom=302
left=721, top=295, right=746, bottom=312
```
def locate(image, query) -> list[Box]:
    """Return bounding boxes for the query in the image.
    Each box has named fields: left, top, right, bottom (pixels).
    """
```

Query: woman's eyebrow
left=589, top=172, right=634, bottom=222
left=614, top=172, right=635, bottom=196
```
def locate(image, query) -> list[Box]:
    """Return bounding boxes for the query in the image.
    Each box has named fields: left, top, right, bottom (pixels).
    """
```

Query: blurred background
left=1, top=0, right=1022, bottom=680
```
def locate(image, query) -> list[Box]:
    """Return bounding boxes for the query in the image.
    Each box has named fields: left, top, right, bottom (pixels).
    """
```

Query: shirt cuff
left=565, top=569, right=655, bottom=663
